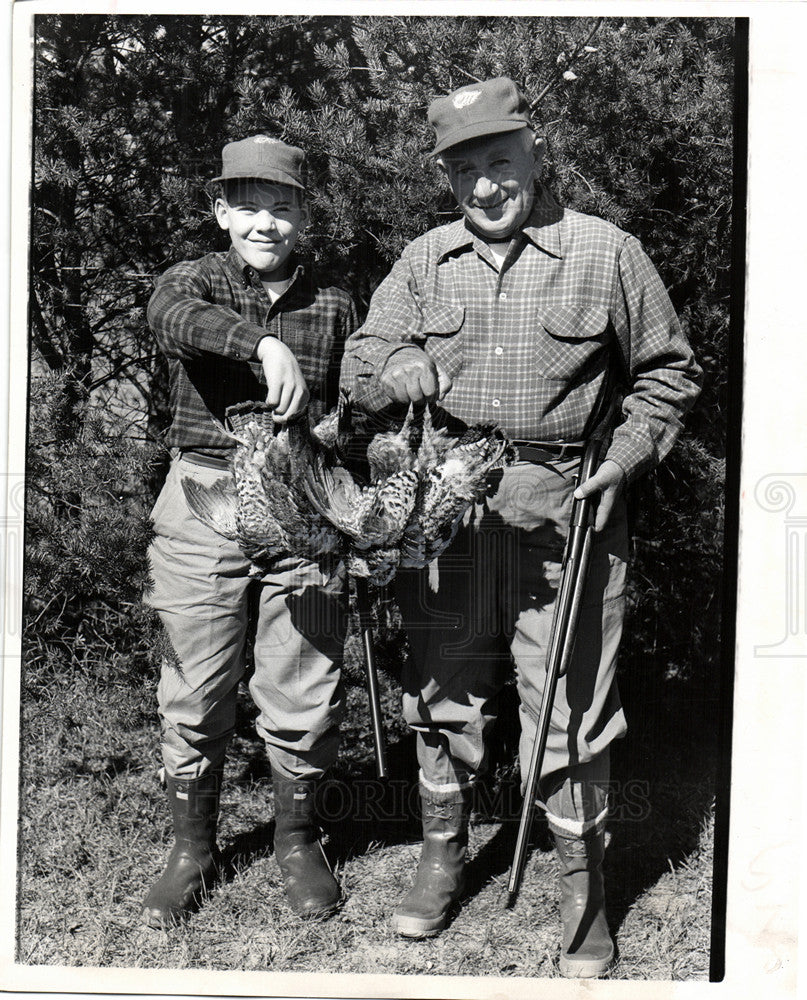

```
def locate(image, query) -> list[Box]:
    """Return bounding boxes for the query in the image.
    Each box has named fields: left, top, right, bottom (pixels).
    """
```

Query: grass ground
left=16, top=611, right=718, bottom=981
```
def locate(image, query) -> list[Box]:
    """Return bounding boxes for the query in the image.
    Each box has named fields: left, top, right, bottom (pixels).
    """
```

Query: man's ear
left=214, top=198, right=230, bottom=232
left=532, top=135, right=547, bottom=176
left=435, top=156, right=449, bottom=179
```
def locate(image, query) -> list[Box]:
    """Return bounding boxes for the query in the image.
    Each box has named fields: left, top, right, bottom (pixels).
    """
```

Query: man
left=342, top=77, right=702, bottom=977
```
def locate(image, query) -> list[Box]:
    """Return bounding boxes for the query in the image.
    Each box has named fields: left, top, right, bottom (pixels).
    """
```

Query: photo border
left=1, top=2, right=803, bottom=998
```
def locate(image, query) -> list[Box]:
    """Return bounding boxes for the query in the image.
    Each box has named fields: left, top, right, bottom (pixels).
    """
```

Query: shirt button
left=494, top=346, right=503, bottom=356
left=491, top=398, right=501, bottom=408
left=499, top=292, right=508, bottom=301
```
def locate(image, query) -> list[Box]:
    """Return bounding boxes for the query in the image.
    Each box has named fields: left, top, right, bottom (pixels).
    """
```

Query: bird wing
left=399, top=470, right=468, bottom=567
left=303, top=453, right=365, bottom=538
left=181, top=475, right=239, bottom=539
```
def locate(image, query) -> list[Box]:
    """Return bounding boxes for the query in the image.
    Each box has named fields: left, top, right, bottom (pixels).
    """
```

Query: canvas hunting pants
left=144, top=455, right=347, bottom=782
left=395, top=455, right=628, bottom=833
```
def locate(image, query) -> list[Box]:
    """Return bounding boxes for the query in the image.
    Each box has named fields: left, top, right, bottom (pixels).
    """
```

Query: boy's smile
left=215, top=179, right=308, bottom=278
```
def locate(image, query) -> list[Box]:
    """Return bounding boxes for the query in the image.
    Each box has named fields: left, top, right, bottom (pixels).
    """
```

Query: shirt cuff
left=223, top=320, right=276, bottom=362
left=251, top=330, right=278, bottom=361
left=604, top=434, right=649, bottom=485
left=378, top=343, right=426, bottom=374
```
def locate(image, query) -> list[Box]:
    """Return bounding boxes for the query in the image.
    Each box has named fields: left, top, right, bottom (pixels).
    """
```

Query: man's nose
left=472, top=175, right=500, bottom=204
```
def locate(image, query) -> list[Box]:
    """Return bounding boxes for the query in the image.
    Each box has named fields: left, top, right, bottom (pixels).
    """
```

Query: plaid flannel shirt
left=343, top=185, right=703, bottom=482
left=148, top=247, right=357, bottom=452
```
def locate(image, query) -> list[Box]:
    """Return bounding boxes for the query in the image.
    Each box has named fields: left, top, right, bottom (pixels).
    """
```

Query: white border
left=3, top=3, right=806, bottom=998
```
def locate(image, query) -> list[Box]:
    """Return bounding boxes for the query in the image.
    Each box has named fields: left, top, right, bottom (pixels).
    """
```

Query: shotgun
left=507, top=433, right=605, bottom=898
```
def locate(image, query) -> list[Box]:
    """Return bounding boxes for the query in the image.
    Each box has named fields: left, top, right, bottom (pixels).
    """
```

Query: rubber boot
left=141, top=770, right=222, bottom=929
left=272, top=772, right=341, bottom=920
left=391, top=788, right=470, bottom=938
left=553, top=825, right=614, bottom=978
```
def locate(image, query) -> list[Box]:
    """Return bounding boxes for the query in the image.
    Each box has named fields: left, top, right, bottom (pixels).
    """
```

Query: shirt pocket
left=416, top=302, right=466, bottom=338
left=416, top=301, right=466, bottom=379
left=536, top=304, right=609, bottom=380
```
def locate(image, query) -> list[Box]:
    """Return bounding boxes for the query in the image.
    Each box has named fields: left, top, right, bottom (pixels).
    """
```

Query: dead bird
left=305, top=402, right=514, bottom=585
left=365, top=403, right=419, bottom=480
left=181, top=402, right=340, bottom=575
left=182, top=397, right=514, bottom=588
left=401, top=417, right=516, bottom=572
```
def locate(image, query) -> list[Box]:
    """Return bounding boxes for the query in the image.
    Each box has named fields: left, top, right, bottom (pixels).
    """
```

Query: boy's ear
left=214, top=198, right=230, bottom=232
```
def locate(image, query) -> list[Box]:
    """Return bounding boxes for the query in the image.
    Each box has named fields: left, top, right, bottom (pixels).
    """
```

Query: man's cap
left=211, top=135, right=306, bottom=191
left=428, top=77, right=532, bottom=156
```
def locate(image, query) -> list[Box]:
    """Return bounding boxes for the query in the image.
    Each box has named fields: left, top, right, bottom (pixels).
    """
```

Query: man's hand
left=573, top=459, right=626, bottom=532
left=256, top=335, right=310, bottom=422
left=379, top=347, right=452, bottom=405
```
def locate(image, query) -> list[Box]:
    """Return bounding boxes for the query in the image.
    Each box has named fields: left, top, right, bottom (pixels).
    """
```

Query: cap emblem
left=453, top=90, right=481, bottom=109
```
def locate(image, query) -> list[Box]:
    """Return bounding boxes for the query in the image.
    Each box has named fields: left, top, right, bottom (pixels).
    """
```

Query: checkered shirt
left=148, top=247, right=357, bottom=452
left=343, top=185, right=703, bottom=482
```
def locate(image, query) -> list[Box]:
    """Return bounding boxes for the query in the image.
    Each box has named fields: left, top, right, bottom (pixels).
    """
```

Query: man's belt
left=182, top=443, right=586, bottom=468
left=179, top=449, right=232, bottom=470
left=511, top=439, right=586, bottom=464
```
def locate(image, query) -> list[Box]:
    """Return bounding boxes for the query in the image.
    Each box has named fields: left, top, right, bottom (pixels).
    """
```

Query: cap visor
left=209, top=168, right=305, bottom=191
left=431, top=119, right=529, bottom=157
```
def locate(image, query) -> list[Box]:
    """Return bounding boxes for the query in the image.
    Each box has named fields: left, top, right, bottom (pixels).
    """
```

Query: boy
left=143, top=135, right=357, bottom=928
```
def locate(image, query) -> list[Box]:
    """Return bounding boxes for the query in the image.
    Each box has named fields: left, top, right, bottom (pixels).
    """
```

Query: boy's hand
left=573, top=459, right=626, bottom=532
left=256, top=335, right=310, bottom=422
left=379, top=346, right=452, bottom=405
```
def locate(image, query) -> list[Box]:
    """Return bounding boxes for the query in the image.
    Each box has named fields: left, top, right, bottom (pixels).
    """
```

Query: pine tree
left=29, top=14, right=735, bottom=689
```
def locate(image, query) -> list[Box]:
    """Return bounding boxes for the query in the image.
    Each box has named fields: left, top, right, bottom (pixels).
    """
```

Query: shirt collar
left=225, top=245, right=306, bottom=292
left=436, top=183, right=564, bottom=262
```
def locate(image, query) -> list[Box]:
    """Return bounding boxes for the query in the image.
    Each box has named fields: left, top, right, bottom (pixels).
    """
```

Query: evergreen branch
left=29, top=591, right=66, bottom=627
left=530, top=17, right=604, bottom=111
left=89, top=357, right=159, bottom=394
left=27, top=484, right=84, bottom=513
left=450, top=64, right=484, bottom=84
left=569, top=167, right=595, bottom=193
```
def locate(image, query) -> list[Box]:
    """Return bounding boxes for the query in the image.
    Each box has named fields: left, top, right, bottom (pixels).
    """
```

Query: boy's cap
left=212, top=135, right=306, bottom=191
left=428, top=77, right=532, bottom=156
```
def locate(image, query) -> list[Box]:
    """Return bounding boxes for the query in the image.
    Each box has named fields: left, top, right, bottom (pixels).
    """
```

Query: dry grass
left=17, top=622, right=718, bottom=980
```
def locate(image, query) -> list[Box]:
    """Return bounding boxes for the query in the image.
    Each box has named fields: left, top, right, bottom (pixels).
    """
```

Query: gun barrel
left=355, top=576, right=389, bottom=780
left=507, top=438, right=603, bottom=898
